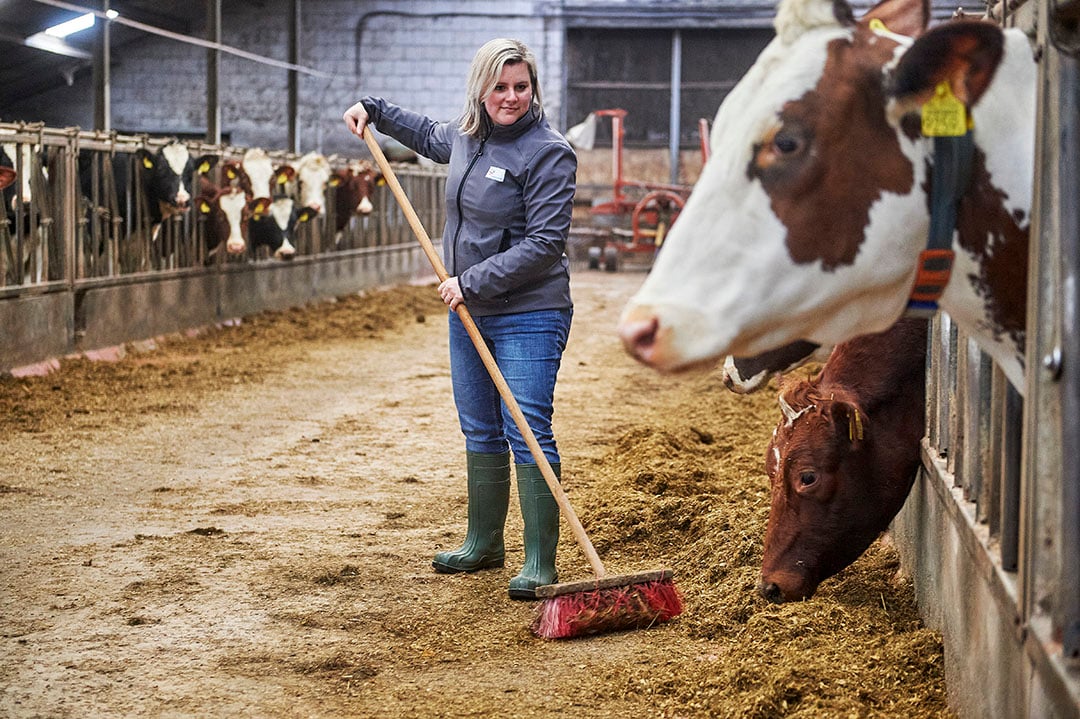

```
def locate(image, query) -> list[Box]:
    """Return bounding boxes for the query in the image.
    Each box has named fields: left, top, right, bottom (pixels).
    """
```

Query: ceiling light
left=44, top=10, right=119, bottom=39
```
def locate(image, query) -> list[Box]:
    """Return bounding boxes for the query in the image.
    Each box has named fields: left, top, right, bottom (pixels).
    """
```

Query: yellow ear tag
left=377, top=177, right=386, bottom=186
left=848, top=410, right=865, bottom=441
left=922, top=82, right=968, bottom=137
left=199, top=160, right=211, bottom=174
left=142, top=157, right=154, bottom=169
left=868, top=18, right=887, bottom=32
left=276, top=174, right=288, bottom=185
left=199, top=200, right=211, bottom=214
left=226, top=167, right=237, bottom=179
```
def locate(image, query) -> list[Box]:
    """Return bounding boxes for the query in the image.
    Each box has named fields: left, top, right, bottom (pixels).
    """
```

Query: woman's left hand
left=438, top=277, right=465, bottom=310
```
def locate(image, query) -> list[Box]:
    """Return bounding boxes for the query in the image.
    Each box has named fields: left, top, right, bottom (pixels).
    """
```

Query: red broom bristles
left=532, top=579, right=683, bottom=639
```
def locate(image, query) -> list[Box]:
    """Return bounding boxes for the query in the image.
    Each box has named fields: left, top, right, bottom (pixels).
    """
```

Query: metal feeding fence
left=889, top=5, right=1080, bottom=715
left=0, top=123, right=445, bottom=373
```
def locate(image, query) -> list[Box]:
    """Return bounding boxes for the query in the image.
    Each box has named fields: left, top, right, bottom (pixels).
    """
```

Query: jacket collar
left=485, top=105, right=541, bottom=142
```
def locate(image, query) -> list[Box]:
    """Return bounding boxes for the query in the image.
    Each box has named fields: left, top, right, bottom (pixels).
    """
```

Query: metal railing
left=0, top=122, right=446, bottom=293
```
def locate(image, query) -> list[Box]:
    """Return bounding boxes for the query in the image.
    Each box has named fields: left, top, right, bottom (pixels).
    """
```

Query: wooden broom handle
left=362, top=126, right=607, bottom=580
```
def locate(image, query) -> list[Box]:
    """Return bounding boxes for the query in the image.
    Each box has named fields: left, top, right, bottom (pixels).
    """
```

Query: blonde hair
left=459, top=38, right=543, bottom=139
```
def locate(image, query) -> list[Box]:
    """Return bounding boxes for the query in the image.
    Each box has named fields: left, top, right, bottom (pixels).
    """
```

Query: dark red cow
left=758, top=317, right=928, bottom=602
left=331, top=160, right=381, bottom=242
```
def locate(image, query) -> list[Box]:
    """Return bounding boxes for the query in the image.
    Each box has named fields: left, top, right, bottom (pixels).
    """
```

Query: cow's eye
left=774, top=131, right=801, bottom=155
left=799, top=471, right=817, bottom=487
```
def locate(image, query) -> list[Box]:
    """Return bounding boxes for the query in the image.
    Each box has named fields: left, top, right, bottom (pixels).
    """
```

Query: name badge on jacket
left=485, top=166, right=506, bottom=183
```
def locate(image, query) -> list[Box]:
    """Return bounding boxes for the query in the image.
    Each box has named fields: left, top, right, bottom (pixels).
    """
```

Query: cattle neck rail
left=0, top=122, right=445, bottom=375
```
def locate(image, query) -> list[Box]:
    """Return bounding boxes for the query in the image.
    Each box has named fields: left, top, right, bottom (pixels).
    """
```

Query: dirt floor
left=0, top=270, right=953, bottom=718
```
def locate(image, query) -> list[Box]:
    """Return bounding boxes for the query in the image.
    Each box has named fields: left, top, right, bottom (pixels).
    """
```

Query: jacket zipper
left=451, top=137, right=487, bottom=275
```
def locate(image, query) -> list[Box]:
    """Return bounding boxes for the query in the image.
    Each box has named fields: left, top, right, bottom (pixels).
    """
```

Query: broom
left=360, top=126, right=682, bottom=639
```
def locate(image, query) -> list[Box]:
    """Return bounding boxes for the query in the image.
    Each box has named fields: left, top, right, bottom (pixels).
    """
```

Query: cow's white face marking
left=296, top=152, right=331, bottom=213
left=357, top=195, right=374, bottom=214
left=243, top=148, right=275, bottom=200
left=219, top=190, right=247, bottom=254
left=1, top=142, right=37, bottom=207
left=162, top=143, right=192, bottom=205
left=269, top=197, right=294, bottom=230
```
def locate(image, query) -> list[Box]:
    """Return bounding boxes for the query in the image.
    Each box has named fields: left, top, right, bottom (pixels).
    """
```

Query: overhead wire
left=29, top=0, right=333, bottom=78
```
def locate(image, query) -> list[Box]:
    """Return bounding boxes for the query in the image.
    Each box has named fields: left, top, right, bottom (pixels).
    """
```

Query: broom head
left=531, top=569, right=682, bottom=639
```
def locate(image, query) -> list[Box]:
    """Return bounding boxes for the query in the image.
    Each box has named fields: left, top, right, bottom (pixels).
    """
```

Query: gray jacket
left=362, top=97, right=575, bottom=316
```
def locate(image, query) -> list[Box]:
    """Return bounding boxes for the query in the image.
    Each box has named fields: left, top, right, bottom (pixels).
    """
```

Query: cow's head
left=759, top=385, right=884, bottom=602
left=619, top=0, right=1024, bottom=379
left=249, top=196, right=317, bottom=260
left=296, top=152, right=332, bottom=213
left=198, top=186, right=254, bottom=256
left=240, top=147, right=275, bottom=201
left=138, top=144, right=218, bottom=221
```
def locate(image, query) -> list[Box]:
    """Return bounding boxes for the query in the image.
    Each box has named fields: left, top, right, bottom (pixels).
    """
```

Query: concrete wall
left=5, top=0, right=564, bottom=156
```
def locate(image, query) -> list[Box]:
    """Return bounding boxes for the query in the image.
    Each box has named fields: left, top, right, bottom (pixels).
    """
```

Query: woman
left=343, top=38, right=576, bottom=600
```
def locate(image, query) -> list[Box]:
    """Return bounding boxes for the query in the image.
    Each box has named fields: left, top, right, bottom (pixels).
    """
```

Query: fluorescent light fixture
left=44, top=10, right=119, bottom=39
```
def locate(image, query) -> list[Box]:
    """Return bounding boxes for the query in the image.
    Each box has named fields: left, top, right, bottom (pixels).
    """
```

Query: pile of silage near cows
left=570, top=368, right=951, bottom=718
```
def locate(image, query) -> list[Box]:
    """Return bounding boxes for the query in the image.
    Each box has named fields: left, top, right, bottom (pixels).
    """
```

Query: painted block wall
left=4, top=0, right=561, bottom=158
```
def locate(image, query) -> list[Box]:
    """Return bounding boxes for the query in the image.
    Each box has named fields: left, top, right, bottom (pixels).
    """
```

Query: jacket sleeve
left=458, top=141, right=577, bottom=300
left=361, top=97, right=455, bottom=164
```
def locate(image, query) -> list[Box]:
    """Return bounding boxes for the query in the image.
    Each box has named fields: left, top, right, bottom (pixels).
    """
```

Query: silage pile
left=572, top=369, right=952, bottom=718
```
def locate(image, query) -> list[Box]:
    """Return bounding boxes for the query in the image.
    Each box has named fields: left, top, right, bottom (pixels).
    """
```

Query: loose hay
left=1, top=279, right=952, bottom=717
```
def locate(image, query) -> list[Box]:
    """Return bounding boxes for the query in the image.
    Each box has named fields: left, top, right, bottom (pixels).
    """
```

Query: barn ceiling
left=0, top=0, right=219, bottom=110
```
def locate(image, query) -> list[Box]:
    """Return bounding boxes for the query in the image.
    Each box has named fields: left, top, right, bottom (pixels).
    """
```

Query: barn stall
left=0, top=0, right=1078, bottom=717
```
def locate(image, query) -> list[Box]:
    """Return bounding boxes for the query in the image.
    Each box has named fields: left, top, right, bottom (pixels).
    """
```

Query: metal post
left=206, top=0, right=221, bottom=145
left=287, top=0, right=300, bottom=154
left=668, top=29, right=682, bottom=186
left=1050, top=1, right=1080, bottom=659
left=92, top=0, right=110, bottom=131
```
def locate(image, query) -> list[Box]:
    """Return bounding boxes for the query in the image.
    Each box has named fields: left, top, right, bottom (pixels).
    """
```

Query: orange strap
left=909, top=248, right=955, bottom=304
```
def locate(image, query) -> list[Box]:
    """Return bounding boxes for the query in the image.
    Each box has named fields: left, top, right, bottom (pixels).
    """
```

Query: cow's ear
left=329, top=174, right=343, bottom=187
left=137, top=149, right=155, bottom=170
left=251, top=198, right=271, bottom=219
left=828, top=400, right=867, bottom=445
left=376, top=176, right=387, bottom=186
left=297, top=207, right=318, bottom=223
left=275, top=166, right=295, bottom=184
left=861, top=0, right=929, bottom=39
left=195, top=155, right=219, bottom=175
left=198, top=199, right=213, bottom=214
left=0, top=166, right=15, bottom=191
left=889, top=20, right=1006, bottom=110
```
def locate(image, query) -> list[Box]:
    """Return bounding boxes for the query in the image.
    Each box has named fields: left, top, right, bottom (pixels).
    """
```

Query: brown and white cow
left=759, top=317, right=927, bottom=602
left=196, top=175, right=266, bottom=261
left=331, top=159, right=381, bottom=241
left=619, top=0, right=1033, bottom=392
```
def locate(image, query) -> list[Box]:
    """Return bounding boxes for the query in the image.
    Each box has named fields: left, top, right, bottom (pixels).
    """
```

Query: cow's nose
left=618, top=310, right=660, bottom=365
left=757, top=579, right=784, bottom=604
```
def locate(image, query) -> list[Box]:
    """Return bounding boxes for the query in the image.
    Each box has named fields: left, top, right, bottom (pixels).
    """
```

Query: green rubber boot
left=508, top=462, right=560, bottom=600
left=432, top=451, right=511, bottom=573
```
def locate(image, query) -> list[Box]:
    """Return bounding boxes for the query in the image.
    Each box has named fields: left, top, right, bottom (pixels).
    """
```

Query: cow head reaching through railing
left=618, top=0, right=1033, bottom=393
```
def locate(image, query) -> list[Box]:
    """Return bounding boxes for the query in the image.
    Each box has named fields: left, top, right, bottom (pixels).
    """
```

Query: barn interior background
left=2, top=1, right=1078, bottom=718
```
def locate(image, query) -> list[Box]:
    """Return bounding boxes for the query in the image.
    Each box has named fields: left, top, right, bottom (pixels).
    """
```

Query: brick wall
left=5, top=0, right=562, bottom=159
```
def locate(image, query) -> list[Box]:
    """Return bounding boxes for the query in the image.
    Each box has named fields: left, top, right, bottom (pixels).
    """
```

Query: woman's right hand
left=343, top=100, right=369, bottom=139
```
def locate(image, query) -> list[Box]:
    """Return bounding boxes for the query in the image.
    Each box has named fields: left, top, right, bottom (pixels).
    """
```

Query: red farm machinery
left=569, top=108, right=709, bottom=272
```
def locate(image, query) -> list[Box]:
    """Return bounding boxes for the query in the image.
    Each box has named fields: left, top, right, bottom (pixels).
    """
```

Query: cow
left=618, top=0, right=1034, bottom=394
left=294, top=151, right=332, bottom=214
left=722, top=340, right=828, bottom=394
left=248, top=196, right=317, bottom=260
left=234, top=148, right=312, bottom=260
left=330, top=160, right=381, bottom=243
left=196, top=176, right=265, bottom=262
left=759, top=317, right=928, bottom=602
left=1, top=141, right=52, bottom=283
left=136, top=141, right=218, bottom=227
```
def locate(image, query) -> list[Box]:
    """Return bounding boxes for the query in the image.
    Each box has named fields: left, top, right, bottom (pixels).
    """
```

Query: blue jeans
left=449, top=308, right=572, bottom=465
